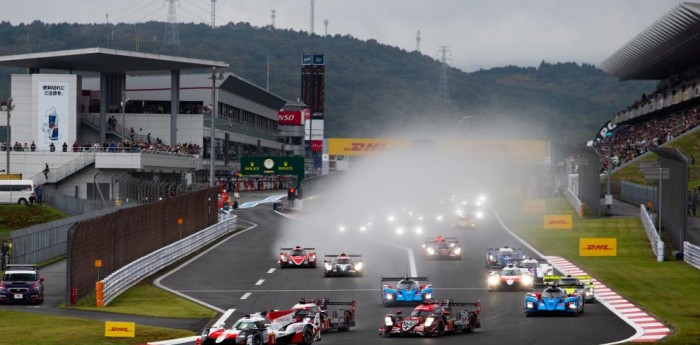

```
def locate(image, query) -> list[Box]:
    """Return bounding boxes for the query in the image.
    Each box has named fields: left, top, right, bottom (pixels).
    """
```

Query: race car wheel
left=466, top=314, right=477, bottom=333
left=339, top=313, right=351, bottom=331
left=251, top=332, right=263, bottom=345
left=301, top=326, right=314, bottom=345
left=435, top=322, right=445, bottom=337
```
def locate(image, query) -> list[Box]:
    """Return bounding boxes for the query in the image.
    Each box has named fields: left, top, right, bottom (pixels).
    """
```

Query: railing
left=640, top=205, right=664, bottom=262
left=563, top=188, right=584, bottom=217
left=684, top=241, right=700, bottom=270
left=101, top=216, right=238, bottom=305
left=81, top=112, right=147, bottom=142
left=27, top=150, right=96, bottom=185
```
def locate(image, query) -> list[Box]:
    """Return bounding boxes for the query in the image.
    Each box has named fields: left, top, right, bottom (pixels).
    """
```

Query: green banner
left=240, top=156, right=305, bottom=179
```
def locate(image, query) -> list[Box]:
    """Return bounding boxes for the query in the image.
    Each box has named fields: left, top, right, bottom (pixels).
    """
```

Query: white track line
left=365, top=237, right=417, bottom=277
left=267, top=268, right=275, bottom=274
left=255, top=279, right=265, bottom=286
left=240, top=293, right=251, bottom=300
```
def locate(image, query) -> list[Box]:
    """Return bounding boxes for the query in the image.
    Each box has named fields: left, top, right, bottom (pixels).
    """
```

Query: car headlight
left=568, top=302, right=577, bottom=309
left=436, top=215, right=443, bottom=221
left=424, top=292, right=432, bottom=300
left=386, top=293, right=394, bottom=300
left=339, top=226, right=346, bottom=232
left=521, top=275, right=533, bottom=285
left=324, top=263, right=332, bottom=270
left=32, top=284, right=41, bottom=291
left=453, top=247, right=461, bottom=255
left=385, top=316, right=394, bottom=326
left=427, top=247, right=435, bottom=255
left=355, top=262, right=363, bottom=271
left=280, top=255, right=287, bottom=261
left=424, top=317, right=434, bottom=327
left=488, top=276, right=499, bottom=285
left=476, top=211, right=484, bottom=219
left=526, top=301, right=534, bottom=308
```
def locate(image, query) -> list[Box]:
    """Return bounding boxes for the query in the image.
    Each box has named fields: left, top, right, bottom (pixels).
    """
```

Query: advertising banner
left=37, top=82, right=69, bottom=150
left=311, top=140, right=323, bottom=152
left=327, top=138, right=412, bottom=156
left=278, top=110, right=304, bottom=126
left=240, top=156, right=305, bottom=177
left=543, top=215, right=573, bottom=229
left=523, top=199, right=546, bottom=213
left=104, top=321, right=135, bottom=338
left=579, top=238, right=617, bottom=256
left=435, top=139, right=547, bottom=163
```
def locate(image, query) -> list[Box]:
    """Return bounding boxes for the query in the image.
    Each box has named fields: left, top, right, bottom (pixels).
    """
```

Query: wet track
left=161, top=199, right=636, bottom=345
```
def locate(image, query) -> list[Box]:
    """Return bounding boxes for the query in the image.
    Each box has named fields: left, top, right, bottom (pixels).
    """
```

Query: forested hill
left=0, top=21, right=655, bottom=153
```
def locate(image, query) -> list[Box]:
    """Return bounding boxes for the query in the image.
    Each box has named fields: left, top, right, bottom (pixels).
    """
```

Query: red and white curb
left=547, top=256, right=671, bottom=343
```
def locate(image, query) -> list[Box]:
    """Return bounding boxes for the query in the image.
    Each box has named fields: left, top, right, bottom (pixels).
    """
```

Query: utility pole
left=437, top=46, right=450, bottom=107
left=309, top=0, right=315, bottom=35
left=416, top=30, right=421, bottom=52
left=1, top=98, right=14, bottom=175
left=208, top=68, right=225, bottom=187
left=324, top=19, right=329, bottom=36
left=120, top=91, right=129, bottom=141
left=271, top=10, right=276, bottom=29
left=210, top=0, right=216, bottom=28
left=164, top=0, right=180, bottom=46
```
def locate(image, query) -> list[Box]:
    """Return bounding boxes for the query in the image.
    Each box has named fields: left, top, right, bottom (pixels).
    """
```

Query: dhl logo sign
left=543, top=215, right=573, bottom=229
left=580, top=238, right=617, bottom=256
left=328, top=138, right=411, bottom=156
left=523, top=199, right=546, bottom=213
left=105, top=321, right=135, bottom=337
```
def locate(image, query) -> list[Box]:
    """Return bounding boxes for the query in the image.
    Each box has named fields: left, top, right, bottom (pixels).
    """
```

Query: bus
left=0, top=180, right=35, bottom=205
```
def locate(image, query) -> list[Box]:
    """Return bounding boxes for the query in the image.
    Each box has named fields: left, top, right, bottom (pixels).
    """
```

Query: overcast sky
left=2, top=0, right=684, bottom=71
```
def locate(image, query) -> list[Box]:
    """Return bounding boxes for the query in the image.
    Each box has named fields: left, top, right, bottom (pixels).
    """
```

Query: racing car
left=486, top=245, right=527, bottom=269
left=421, top=236, right=462, bottom=260
left=524, top=284, right=584, bottom=317
left=381, top=276, right=433, bottom=307
left=292, top=298, right=356, bottom=332
left=0, top=264, right=44, bottom=304
left=323, top=253, right=363, bottom=277
left=543, top=275, right=595, bottom=303
left=487, top=264, right=534, bottom=291
left=519, top=257, right=554, bottom=280
left=379, top=299, right=481, bottom=337
left=280, top=246, right=317, bottom=268
left=196, top=310, right=317, bottom=345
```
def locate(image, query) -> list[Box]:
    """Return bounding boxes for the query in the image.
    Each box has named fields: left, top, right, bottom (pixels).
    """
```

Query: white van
left=0, top=180, right=35, bottom=205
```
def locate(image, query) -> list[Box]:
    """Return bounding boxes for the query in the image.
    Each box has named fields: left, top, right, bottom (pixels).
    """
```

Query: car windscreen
left=397, top=281, right=419, bottom=290
left=410, top=309, right=433, bottom=317
left=501, top=268, right=520, bottom=276
left=290, top=250, right=304, bottom=256
left=336, top=258, right=352, bottom=264
left=558, top=278, right=579, bottom=286
left=543, top=289, right=567, bottom=298
left=232, top=320, right=256, bottom=330
left=3, top=273, right=37, bottom=282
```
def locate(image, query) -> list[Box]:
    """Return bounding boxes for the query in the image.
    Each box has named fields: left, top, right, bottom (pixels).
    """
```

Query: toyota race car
left=524, top=284, right=584, bottom=317
left=519, top=257, right=554, bottom=281
left=486, top=246, right=527, bottom=269
left=487, top=264, right=534, bottom=291
left=197, top=310, right=317, bottom=345
left=292, top=298, right=356, bottom=332
left=381, top=276, right=433, bottom=307
left=0, top=264, right=44, bottom=304
left=323, top=253, right=363, bottom=277
left=380, top=299, right=481, bottom=337
left=280, top=246, right=317, bottom=268
left=421, top=236, right=462, bottom=260
left=544, top=275, right=595, bottom=303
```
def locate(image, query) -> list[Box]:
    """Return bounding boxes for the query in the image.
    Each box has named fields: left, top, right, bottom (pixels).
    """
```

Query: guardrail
left=563, top=188, right=584, bottom=217
left=640, top=205, right=664, bottom=262
left=684, top=241, right=700, bottom=270
left=102, top=216, right=238, bottom=305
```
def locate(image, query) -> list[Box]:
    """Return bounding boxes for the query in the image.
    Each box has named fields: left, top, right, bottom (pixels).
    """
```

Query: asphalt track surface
left=161, top=199, right=636, bottom=344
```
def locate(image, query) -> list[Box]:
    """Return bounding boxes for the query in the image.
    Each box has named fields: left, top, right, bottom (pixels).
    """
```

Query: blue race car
left=381, top=276, right=432, bottom=307
left=486, top=246, right=527, bottom=269
left=524, top=285, right=584, bottom=317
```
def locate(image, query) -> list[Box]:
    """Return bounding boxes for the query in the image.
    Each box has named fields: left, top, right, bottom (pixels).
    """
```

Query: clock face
left=264, top=159, right=275, bottom=169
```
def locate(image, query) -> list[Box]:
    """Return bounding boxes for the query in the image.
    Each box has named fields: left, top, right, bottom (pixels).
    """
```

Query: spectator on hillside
left=43, top=163, right=49, bottom=180
left=62, top=142, right=68, bottom=152
left=72, top=141, right=79, bottom=152
left=30, top=141, right=36, bottom=152
left=50, top=142, right=56, bottom=152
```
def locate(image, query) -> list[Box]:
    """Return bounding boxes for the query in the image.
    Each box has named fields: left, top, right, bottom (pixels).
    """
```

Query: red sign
left=311, top=140, right=323, bottom=152
left=278, top=111, right=304, bottom=126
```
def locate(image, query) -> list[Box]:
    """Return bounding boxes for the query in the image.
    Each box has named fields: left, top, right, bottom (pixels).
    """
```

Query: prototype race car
left=524, top=284, right=584, bottom=317
left=486, top=246, right=527, bottom=269
left=421, top=236, right=462, bottom=260
left=381, top=276, right=433, bottom=307
left=0, top=264, right=44, bottom=304
left=323, top=253, right=363, bottom=277
left=544, top=275, right=595, bottom=303
left=487, top=264, right=534, bottom=291
left=379, top=299, right=481, bottom=337
left=519, top=257, right=554, bottom=280
left=280, top=246, right=317, bottom=268
left=197, top=310, right=317, bottom=345
left=292, top=298, right=356, bottom=332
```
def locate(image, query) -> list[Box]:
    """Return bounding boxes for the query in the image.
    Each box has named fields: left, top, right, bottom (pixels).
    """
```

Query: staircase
left=29, top=151, right=97, bottom=185
left=81, top=113, right=147, bottom=142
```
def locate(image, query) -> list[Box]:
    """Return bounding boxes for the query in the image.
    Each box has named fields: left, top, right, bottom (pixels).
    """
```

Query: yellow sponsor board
left=328, top=138, right=411, bottom=156
left=543, top=215, right=573, bottom=229
left=105, top=321, right=135, bottom=338
left=435, top=139, right=547, bottom=163
left=579, top=238, right=617, bottom=256
left=523, top=199, right=546, bottom=213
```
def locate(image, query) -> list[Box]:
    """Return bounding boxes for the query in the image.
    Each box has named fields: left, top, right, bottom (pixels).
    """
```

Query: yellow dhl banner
left=435, top=139, right=547, bottom=163
left=523, top=199, right=546, bottom=213
left=105, top=321, right=135, bottom=338
left=580, top=238, right=617, bottom=256
left=328, top=138, right=411, bottom=156
left=543, top=215, right=573, bottom=229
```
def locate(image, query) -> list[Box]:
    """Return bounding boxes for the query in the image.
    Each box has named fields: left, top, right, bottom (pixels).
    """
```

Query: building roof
left=219, top=74, right=287, bottom=110
left=600, top=2, right=700, bottom=81
left=0, top=47, right=228, bottom=73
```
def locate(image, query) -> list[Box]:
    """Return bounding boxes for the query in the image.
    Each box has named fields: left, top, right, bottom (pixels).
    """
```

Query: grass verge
left=0, top=310, right=194, bottom=345
left=503, top=197, right=700, bottom=345
left=0, top=204, right=68, bottom=238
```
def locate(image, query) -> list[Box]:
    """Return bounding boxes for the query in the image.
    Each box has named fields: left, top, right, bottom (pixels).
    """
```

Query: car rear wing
left=280, top=247, right=316, bottom=251
left=441, top=299, right=481, bottom=312
left=302, top=298, right=356, bottom=311
left=381, top=276, right=429, bottom=283
left=323, top=254, right=362, bottom=258
left=4, top=264, right=38, bottom=271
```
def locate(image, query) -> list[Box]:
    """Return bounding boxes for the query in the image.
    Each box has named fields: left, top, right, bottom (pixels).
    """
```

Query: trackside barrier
left=146, top=309, right=236, bottom=345
left=563, top=188, right=584, bottom=217
left=640, top=205, right=664, bottom=262
left=101, top=216, right=237, bottom=305
left=684, top=241, right=700, bottom=270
